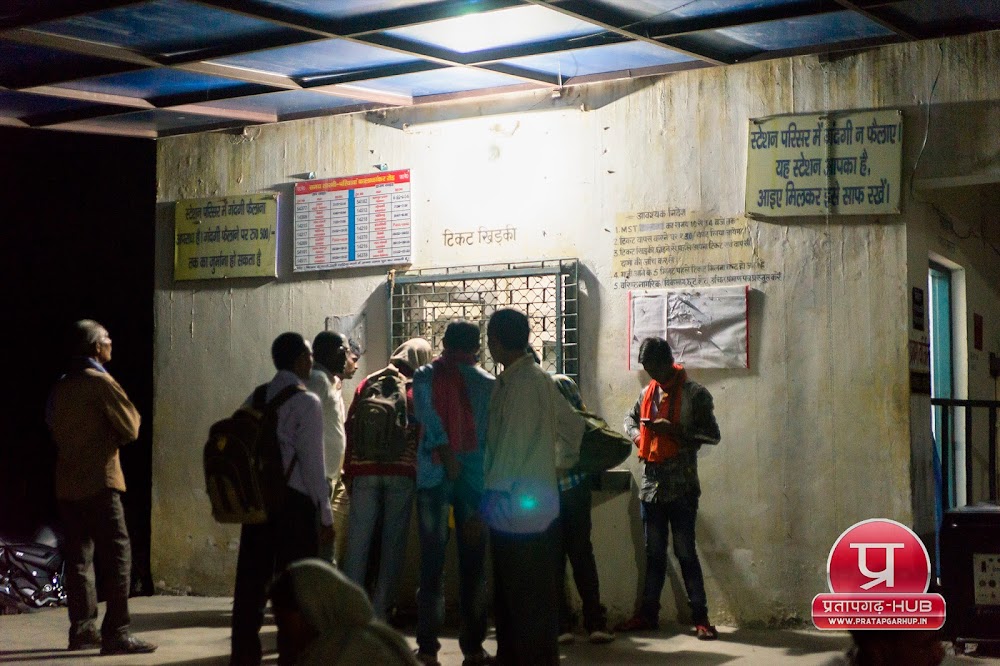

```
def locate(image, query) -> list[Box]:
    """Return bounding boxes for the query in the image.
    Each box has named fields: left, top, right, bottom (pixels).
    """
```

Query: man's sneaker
left=67, top=629, right=102, bottom=651
left=695, top=624, right=719, bottom=640
left=614, top=614, right=658, bottom=632
left=414, top=649, right=441, bottom=666
left=100, top=635, right=158, bottom=655
left=461, top=650, right=496, bottom=665
left=588, top=628, right=616, bottom=644
left=558, top=631, right=576, bottom=644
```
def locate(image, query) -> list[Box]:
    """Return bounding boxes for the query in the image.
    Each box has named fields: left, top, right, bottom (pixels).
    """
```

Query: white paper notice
left=629, top=285, right=749, bottom=369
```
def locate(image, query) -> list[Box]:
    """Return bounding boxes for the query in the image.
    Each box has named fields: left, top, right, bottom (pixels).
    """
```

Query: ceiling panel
left=197, top=89, right=374, bottom=116
left=497, top=40, right=695, bottom=79
left=876, top=0, right=1000, bottom=37
left=52, top=68, right=267, bottom=102
left=0, top=90, right=101, bottom=119
left=209, top=38, right=422, bottom=79
left=349, top=66, right=526, bottom=97
left=65, top=108, right=239, bottom=133
left=246, top=0, right=447, bottom=22
left=0, top=39, right=139, bottom=89
left=706, top=10, right=894, bottom=54
left=29, top=0, right=309, bottom=58
left=382, top=5, right=603, bottom=54
left=566, top=0, right=811, bottom=22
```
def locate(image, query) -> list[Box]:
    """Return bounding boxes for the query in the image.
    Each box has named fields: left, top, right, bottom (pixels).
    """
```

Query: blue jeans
left=416, top=478, right=487, bottom=657
left=343, top=474, right=415, bottom=620
left=639, top=495, right=709, bottom=625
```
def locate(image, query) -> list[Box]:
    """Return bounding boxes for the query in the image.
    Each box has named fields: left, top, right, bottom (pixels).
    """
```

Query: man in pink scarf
left=412, top=321, right=496, bottom=666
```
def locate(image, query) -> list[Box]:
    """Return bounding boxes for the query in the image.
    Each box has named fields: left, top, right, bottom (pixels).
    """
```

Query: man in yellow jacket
left=47, top=319, right=156, bottom=656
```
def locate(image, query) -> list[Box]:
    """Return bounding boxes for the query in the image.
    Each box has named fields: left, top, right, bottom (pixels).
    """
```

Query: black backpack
left=351, top=372, right=408, bottom=463
left=204, top=383, right=303, bottom=524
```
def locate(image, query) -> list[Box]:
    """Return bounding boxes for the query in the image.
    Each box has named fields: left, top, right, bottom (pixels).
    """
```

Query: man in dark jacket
left=616, top=336, right=721, bottom=640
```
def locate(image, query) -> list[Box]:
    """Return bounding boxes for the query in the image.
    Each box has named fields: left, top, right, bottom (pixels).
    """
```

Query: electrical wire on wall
left=909, top=42, right=1000, bottom=260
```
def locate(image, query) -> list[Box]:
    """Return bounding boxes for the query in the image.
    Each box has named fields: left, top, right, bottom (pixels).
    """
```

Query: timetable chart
left=293, top=169, right=411, bottom=272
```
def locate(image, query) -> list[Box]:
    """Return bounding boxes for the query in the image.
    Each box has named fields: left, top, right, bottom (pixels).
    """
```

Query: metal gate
left=389, top=259, right=579, bottom=382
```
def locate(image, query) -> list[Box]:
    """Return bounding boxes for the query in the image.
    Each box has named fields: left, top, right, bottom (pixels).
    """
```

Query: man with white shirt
left=482, top=309, right=586, bottom=665
left=230, top=332, right=333, bottom=666
left=306, top=331, right=359, bottom=565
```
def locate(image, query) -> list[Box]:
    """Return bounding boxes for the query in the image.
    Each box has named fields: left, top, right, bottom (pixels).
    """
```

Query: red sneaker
left=614, top=614, right=658, bottom=632
left=695, top=624, right=719, bottom=640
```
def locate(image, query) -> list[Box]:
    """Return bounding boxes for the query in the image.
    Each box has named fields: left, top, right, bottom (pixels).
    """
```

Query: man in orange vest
left=616, top=336, right=721, bottom=640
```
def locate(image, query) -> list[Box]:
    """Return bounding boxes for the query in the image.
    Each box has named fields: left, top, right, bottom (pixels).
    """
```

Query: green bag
left=572, top=411, right=633, bottom=474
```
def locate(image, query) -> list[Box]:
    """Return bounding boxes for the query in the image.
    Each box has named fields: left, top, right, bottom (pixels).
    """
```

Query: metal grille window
left=389, top=259, right=579, bottom=382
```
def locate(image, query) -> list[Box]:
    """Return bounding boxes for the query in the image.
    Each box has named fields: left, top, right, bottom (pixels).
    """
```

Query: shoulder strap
left=268, top=383, right=306, bottom=412
left=251, top=384, right=268, bottom=411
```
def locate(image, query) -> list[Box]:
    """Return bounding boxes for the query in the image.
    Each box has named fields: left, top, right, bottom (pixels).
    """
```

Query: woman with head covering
left=341, top=338, right=432, bottom=621
left=270, top=558, right=418, bottom=665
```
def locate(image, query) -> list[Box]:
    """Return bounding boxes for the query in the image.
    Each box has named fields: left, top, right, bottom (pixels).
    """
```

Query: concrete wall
left=153, top=31, right=1000, bottom=623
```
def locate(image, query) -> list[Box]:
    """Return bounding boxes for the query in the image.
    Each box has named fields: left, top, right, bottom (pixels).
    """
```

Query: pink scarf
left=431, top=350, right=478, bottom=458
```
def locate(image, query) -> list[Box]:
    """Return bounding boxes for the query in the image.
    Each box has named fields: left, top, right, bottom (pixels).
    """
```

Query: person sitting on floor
left=269, top=558, right=419, bottom=666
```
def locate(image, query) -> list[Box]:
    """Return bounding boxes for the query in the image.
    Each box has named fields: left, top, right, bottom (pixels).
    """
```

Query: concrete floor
left=0, top=596, right=996, bottom=665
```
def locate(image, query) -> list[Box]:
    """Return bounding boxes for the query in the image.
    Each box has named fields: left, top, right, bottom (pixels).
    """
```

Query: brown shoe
left=67, top=628, right=101, bottom=651
left=614, top=614, right=658, bottom=632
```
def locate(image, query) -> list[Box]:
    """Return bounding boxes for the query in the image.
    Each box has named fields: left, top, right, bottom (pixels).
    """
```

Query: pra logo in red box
left=812, top=518, right=946, bottom=630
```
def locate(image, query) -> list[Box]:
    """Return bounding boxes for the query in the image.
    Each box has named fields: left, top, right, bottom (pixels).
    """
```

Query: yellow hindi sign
left=745, top=109, right=902, bottom=217
left=174, top=194, right=278, bottom=280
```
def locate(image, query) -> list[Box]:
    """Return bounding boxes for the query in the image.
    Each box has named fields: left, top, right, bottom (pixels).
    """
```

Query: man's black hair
left=486, top=309, right=529, bottom=352
left=272, top=332, right=308, bottom=371
left=442, top=320, right=481, bottom=353
left=312, top=330, right=347, bottom=369
left=638, top=336, right=674, bottom=366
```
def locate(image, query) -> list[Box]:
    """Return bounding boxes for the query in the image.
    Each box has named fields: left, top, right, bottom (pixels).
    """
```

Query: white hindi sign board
left=294, top=170, right=412, bottom=272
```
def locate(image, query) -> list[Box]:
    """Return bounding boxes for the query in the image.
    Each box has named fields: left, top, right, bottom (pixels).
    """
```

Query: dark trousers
left=416, top=478, right=487, bottom=657
left=639, top=495, right=709, bottom=625
left=490, top=519, right=561, bottom=666
left=230, top=489, right=318, bottom=665
left=558, top=478, right=607, bottom=633
left=58, top=489, right=132, bottom=643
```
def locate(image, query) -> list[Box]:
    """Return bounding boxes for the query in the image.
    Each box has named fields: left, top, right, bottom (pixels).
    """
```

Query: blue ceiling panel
left=202, top=90, right=371, bottom=116
left=0, top=90, right=96, bottom=119
left=384, top=5, right=603, bottom=53
left=0, top=40, right=132, bottom=88
left=56, top=69, right=255, bottom=101
left=575, top=0, right=809, bottom=22
left=352, top=67, right=524, bottom=97
left=80, top=109, right=235, bottom=132
left=211, top=39, right=420, bottom=79
left=30, top=0, right=302, bottom=57
left=498, top=41, right=695, bottom=79
left=713, top=10, right=894, bottom=52
left=879, top=0, right=1000, bottom=32
left=247, top=0, right=447, bottom=21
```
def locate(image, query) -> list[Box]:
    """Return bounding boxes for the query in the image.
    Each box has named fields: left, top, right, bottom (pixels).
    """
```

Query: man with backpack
left=305, top=331, right=359, bottom=565
left=230, top=332, right=333, bottom=666
left=342, top=338, right=432, bottom=621
left=412, top=321, right=495, bottom=666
